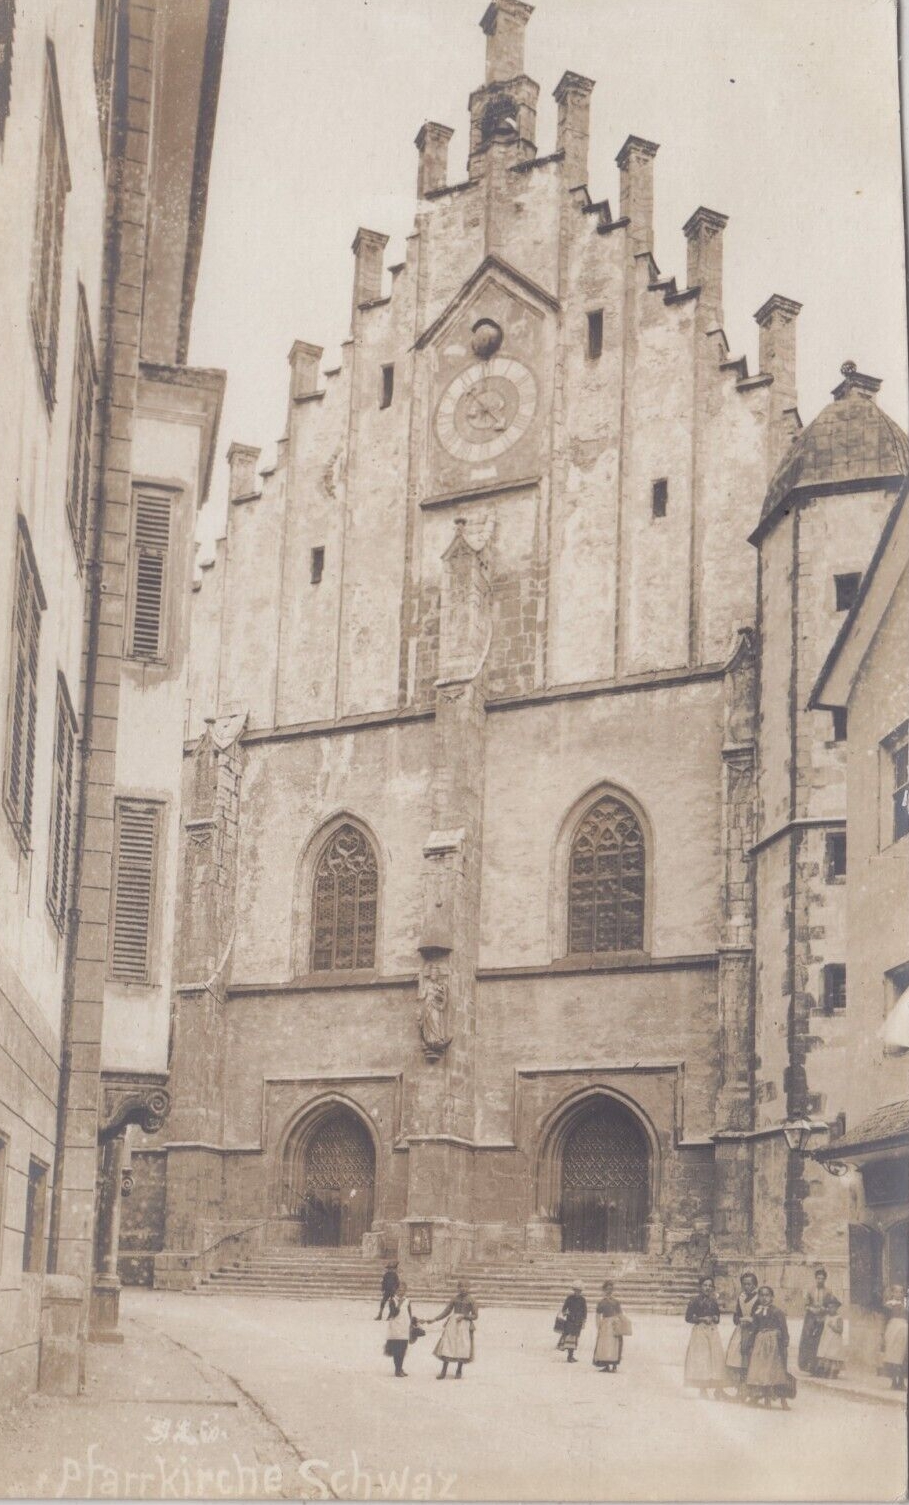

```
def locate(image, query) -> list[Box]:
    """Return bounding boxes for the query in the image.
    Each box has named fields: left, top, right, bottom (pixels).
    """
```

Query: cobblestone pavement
left=81, top=1289, right=908, bottom=1502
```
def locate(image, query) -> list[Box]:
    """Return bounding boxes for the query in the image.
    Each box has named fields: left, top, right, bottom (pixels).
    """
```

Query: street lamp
left=782, top=1116, right=850, bottom=1176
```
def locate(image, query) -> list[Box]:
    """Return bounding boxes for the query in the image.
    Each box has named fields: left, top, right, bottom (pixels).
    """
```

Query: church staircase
left=198, top=1248, right=701, bottom=1313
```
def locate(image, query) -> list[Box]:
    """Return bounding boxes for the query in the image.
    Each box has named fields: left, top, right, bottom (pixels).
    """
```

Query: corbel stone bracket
left=99, top=1075, right=171, bottom=1144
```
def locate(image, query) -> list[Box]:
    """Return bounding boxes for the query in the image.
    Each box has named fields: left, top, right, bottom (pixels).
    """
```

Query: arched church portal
left=283, top=1104, right=376, bottom=1248
left=551, top=1096, right=652, bottom=1253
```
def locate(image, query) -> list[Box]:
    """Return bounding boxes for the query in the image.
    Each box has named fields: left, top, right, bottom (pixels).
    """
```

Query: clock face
left=435, top=357, right=537, bottom=462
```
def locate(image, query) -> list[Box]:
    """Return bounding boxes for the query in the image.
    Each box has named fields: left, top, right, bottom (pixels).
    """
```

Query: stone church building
left=124, top=1, right=907, bottom=1302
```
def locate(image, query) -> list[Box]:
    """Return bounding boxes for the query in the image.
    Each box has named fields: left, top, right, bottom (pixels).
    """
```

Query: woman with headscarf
left=428, top=1281, right=478, bottom=1379
left=745, top=1285, right=795, bottom=1409
left=592, top=1280, right=625, bottom=1372
left=557, top=1283, right=587, bottom=1362
left=683, top=1276, right=729, bottom=1399
left=725, top=1270, right=760, bottom=1396
left=797, top=1266, right=829, bottom=1374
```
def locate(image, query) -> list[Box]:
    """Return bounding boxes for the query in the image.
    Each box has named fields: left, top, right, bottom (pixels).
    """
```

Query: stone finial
left=226, top=443, right=261, bottom=502
left=616, top=136, right=659, bottom=257
left=416, top=121, right=455, bottom=197
left=682, top=207, right=728, bottom=328
left=553, top=71, right=595, bottom=188
left=481, top=0, right=534, bottom=84
left=351, top=228, right=389, bottom=312
left=288, top=341, right=323, bottom=401
left=833, top=360, right=882, bottom=402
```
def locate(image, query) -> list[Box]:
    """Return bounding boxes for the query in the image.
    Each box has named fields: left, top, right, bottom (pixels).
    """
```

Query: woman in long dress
left=745, top=1285, right=794, bottom=1409
left=725, top=1271, right=759, bottom=1396
left=814, top=1294, right=845, bottom=1379
left=593, top=1281, right=624, bottom=1372
left=881, top=1285, right=908, bottom=1390
left=797, top=1266, right=828, bottom=1374
left=557, top=1283, right=587, bottom=1363
left=428, top=1282, right=478, bottom=1379
left=684, top=1277, right=729, bottom=1399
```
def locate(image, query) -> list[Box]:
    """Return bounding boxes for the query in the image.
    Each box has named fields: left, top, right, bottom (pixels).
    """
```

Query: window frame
left=834, top=572, right=861, bottom=613
left=824, top=830, right=847, bottom=884
left=65, top=285, right=97, bottom=568
left=46, top=673, right=77, bottom=931
left=822, top=962, right=847, bottom=1015
left=3, top=517, right=46, bottom=851
left=586, top=309, right=603, bottom=360
left=379, top=364, right=394, bottom=410
left=309, top=821, right=379, bottom=973
left=882, top=722, right=909, bottom=846
left=126, top=487, right=175, bottom=664
left=30, top=41, right=71, bottom=411
left=565, top=792, right=648, bottom=957
left=652, top=478, right=668, bottom=519
left=107, top=797, right=163, bottom=985
left=831, top=707, right=848, bottom=744
left=310, top=546, right=325, bottom=585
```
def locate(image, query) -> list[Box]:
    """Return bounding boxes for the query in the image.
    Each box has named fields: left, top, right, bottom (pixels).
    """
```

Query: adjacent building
left=0, top=0, right=227, bottom=1402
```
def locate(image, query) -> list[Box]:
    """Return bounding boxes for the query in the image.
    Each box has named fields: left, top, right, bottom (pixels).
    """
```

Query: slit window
left=4, top=519, right=44, bottom=850
left=310, top=546, right=325, bottom=585
left=47, top=676, right=77, bottom=931
left=825, top=831, right=846, bottom=882
left=822, top=963, right=847, bottom=1014
left=652, top=478, right=668, bottom=518
left=834, top=573, right=861, bottom=613
left=380, top=364, right=394, bottom=409
left=22, top=1158, right=48, bottom=1273
left=128, top=491, right=171, bottom=661
left=65, top=287, right=97, bottom=567
left=831, top=707, right=847, bottom=743
left=109, top=799, right=161, bottom=983
left=587, top=309, right=603, bottom=360
left=30, top=43, right=70, bottom=409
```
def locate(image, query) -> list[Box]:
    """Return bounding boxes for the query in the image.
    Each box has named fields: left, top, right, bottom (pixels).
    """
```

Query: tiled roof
left=760, top=363, right=909, bottom=524
left=824, top=1098, right=909, bottom=1155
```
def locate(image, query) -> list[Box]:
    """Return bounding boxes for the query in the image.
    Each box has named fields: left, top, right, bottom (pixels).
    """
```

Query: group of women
left=383, top=1269, right=909, bottom=1396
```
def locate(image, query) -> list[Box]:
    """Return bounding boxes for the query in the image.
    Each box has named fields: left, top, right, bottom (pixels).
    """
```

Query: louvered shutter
left=4, top=529, right=43, bottom=846
left=66, top=295, right=95, bottom=564
left=129, top=494, right=171, bottom=659
left=30, top=52, right=68, bottom=406
left=110, top=801, right=159, bottom=982
left=47, top=681, right=76, bottom=929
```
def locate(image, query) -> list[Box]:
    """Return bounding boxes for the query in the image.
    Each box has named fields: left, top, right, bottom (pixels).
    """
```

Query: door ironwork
left=560, top=1101, right=650, bottom=1252
left=298, top=1109, right=375, bottom=1247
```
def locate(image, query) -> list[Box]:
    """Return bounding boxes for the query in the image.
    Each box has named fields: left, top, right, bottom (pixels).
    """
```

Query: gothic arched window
left=311, top=824, right=378, bottom=971
left=567, top=796, right=646, bottom=954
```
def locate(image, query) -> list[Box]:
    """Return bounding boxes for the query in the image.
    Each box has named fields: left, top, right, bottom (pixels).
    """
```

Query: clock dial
left=436, top=357, right=537, bottom=462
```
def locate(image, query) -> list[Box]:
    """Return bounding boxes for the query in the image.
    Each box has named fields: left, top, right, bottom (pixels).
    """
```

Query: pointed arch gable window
left=311, top=823, right=378, bottom=971
left=568, top=795, right=645, bottom=954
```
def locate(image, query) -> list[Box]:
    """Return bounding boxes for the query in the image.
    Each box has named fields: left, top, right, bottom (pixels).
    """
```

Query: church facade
left=125, top=1, right=907, bottom=1301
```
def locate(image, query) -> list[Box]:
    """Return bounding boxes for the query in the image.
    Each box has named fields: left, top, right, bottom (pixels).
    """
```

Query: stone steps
left=198, top=1248, right=701, bottom=1312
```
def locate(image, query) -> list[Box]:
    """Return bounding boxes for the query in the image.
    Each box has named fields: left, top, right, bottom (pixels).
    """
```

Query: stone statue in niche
left=418, top=965, right=452, bottom=1061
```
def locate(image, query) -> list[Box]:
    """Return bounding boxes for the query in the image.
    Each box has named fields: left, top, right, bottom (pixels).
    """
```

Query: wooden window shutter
left=110, top=800, right=160, bottom=982
left=30, top=46, right=69, bottom=408
left=47, top=677, right=76, bottom=929
left=4, top=522, right=44, bottom=848
left=66, top=290, right=96, bottom=566
left=129, top=493, right=171, bottom=660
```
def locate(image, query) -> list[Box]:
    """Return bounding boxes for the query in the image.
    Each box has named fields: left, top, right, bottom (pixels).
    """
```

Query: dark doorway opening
left=559, top=1099, right=650, bottom=1253
left=293, top=1107, right=375, bottom=1248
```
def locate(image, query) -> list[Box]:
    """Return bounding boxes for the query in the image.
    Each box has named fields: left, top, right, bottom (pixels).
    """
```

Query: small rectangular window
left=65, top=288, right=97, bottom=567
left=587, top=309, right=603, bottom=360
left=834, top=572, right=861, bottom=612
left=22, top=1158, right=48, bottom=1273
left=825, top=831, right=847, bottom=882
left=4, top=519, right=44, bottom=849
left=380, top=364, right=394, bottom=409
left=310, top=546, right=325, bottom=585
left=109, top=799, right=161, bottom=983
left=823, top=963, right=847, bottom=1014
left=652, top=478, right=668, bottom=518
left=128, top=491, right=171, bottom=661
left=891, top=731, right=909, bottom=843
left=832, top=707, right=847, bottom=743
left=30, top=43, right=70, bottom=409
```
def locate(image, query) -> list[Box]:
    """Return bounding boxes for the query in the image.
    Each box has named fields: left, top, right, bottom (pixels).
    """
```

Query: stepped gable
left=757, top=362, right=909, bottom=536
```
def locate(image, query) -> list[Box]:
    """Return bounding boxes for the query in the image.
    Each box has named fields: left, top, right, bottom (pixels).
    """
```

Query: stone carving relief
left=98, top=1079, right=171, bottom=1143
left=418, top=963, right=452, bottom=1062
